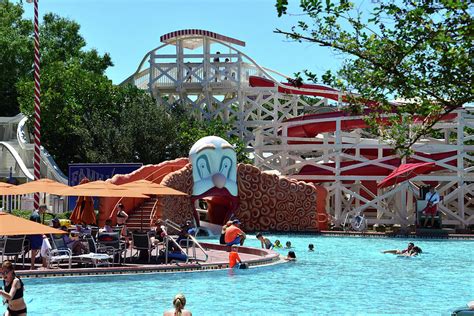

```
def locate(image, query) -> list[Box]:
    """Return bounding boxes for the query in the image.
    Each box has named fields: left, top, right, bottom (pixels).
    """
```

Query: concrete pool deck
left=16, top=242, right=282, bottom=279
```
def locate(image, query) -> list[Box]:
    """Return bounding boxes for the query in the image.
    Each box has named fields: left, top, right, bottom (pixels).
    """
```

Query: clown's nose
left=212, top=173, right=226, bottom=188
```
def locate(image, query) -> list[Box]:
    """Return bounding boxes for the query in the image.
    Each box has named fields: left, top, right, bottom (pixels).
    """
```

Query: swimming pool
left=20, top=235, right=474, bottom=315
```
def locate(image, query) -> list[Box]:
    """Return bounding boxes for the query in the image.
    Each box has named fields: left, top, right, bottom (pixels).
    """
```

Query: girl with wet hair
left=163, top=293, right=192, bottom=316
left=0, top=260, right=27, bottom=315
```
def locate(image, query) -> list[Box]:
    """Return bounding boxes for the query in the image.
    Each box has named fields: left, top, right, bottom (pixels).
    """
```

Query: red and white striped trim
left=32, top=0, right=41, bottom=209
left=160, top=29, right=245, bottom=47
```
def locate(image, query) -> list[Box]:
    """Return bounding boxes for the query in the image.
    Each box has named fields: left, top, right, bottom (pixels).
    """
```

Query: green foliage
left=4, top=1, right=250, bottom=172
left=275, top=0, right=473, bottom=156
left=11, top=209, right=70, bottom=222
left=169, top=104, right=251, bottom=164
left=0, top=1, right=33, bottom=116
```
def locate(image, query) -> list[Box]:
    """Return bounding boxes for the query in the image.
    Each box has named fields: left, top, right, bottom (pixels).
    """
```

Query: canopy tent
left=69, top=178, right=96, bottom=225
left=118, top=180, right=188, bottom=196
left=57, top=181, right=149, bottom=198
left=4, top=178, right=70, bottom=195
left=0, top=211, right=66, bottom=236
left=377, top=162, right=436, bottom=189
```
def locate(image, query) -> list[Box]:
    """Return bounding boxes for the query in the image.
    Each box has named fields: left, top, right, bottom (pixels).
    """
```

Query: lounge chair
left=74, top=236, right=113, bottom=267
left=131, top=232, right=157, bottom=263
left=0, top=236, right=26, bottom=268
left=54, top=235, right=112, bottom=268
left=97, top=232, right=127, bottom=265
left=342, top=211, right=367, bottom=232
left=351, top=213, right=367, bottom=232
left=43, top=237, right=72, bottom=269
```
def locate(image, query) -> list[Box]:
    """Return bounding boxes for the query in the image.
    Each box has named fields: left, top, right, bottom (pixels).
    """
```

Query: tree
left=9, top=2, right=249, bottom=174
left=275, top=0, right=473, bottom=155
left=17, top=58, right=116, bottom=172
left=0, top=1, right=32, bottom=116
left=0, top=1, right=113, bottom=116
left=169, top=104, right=251, bottom=164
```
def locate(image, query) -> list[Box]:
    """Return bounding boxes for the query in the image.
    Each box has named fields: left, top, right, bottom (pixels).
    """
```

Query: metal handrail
left=163, top=219, right=208, bottom=263
left=163, top=235, right=188, bottom=264
left=163, top=219, right=181, bottom=231
left=180, top=235, right=208, bottom=263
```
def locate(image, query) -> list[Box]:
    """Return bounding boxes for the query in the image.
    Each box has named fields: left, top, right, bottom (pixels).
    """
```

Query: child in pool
left=273, top=240, right=283, bottom=248
left=256, top=232, right=274, bottom=249
left=285, top=241, right=292, bottom=249
left=308, top=244, right=314, bottom=251
left=285, top=251, right=296, bottom=261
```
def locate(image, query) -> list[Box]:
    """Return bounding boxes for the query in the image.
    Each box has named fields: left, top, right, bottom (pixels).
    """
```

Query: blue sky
left=21, top=0, right=347, bottom=84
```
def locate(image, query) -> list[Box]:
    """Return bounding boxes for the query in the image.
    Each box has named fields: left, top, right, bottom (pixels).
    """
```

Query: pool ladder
left=163, top=219, right=209, bottom=264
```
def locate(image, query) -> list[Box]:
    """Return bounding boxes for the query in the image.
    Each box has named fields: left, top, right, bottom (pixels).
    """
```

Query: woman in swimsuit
left=116, top=203, right=129, bottom=226
left=0, top=261, right=27, bottom=316
left=163, top=293, right=192, bottom=316
left=116, top=203, right=129, bottom=236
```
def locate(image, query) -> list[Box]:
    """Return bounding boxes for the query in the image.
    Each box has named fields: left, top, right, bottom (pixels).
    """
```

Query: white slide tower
left=0, top=114, right=67, bottom=183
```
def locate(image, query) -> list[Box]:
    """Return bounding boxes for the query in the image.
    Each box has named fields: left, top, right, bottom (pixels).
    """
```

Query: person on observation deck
left=423, top=186, right=440, bottom=227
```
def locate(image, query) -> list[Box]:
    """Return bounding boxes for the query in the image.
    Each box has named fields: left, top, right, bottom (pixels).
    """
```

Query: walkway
left=17, top=243, right=282, bottom=279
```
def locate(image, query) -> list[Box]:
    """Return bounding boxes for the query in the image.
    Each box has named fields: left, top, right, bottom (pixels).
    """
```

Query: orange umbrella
left=119, top=180, right=188, bottom=230
left=119, top=180, right=188, bottom=196
left=70, top=196, right=96, bottom=225
left=0, top=211, right=66, bottom=236
left=0, top=183, right=13, bottom=195
left=57, top=180, right=149, bottom=198
left=69, top=178, right=96, bottom=225
left=6, top=178, right=70, bottom=195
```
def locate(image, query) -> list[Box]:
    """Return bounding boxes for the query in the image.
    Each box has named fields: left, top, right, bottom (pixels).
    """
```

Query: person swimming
left=382, top=242, right=415, bottom=255
left=273, top=240, right=283, bottom=248
left=407, top=246, right=422, bottom=256
left=285, top=251, right=296, bottom=261
left=308, top=244, right=314, bottom=251
left=285, top=241, right=292, bottom=249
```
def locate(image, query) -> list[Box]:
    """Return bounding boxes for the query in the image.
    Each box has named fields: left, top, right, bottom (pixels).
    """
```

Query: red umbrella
left=377, top=162, right=436, bottom=189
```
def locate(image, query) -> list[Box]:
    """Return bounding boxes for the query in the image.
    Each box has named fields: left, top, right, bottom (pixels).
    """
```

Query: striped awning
left=160, top=29, right=246, bottom=49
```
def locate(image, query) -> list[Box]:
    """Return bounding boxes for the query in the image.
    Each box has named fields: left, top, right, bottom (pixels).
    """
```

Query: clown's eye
left=219, top=156, right=232, bottom=178
left=196, top=156, right=211, bottom=179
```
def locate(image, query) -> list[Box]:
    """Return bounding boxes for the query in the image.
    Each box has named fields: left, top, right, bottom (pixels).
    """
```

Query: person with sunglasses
left=0, top=260, right=27, bottom=315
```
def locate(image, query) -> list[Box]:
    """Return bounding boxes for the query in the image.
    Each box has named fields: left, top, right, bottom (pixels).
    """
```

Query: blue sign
left=68, top=163, right=142, bottom=210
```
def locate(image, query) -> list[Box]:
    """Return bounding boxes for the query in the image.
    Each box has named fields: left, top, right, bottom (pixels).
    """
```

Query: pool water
left=20, top=235, right=474, bottom=315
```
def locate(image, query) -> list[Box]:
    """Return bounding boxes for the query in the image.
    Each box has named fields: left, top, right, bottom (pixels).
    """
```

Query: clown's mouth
left=192, top=187, right=239, bottom=226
